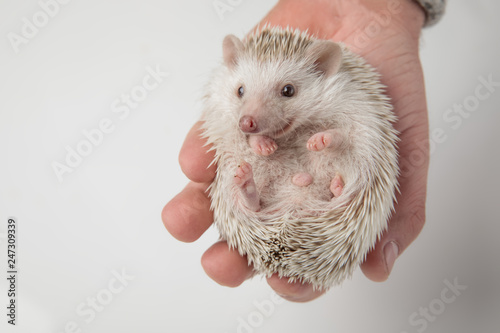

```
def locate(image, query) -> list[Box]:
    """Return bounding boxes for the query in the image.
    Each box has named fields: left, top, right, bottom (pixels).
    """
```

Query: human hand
left=162, top=0, right=429, bottom=302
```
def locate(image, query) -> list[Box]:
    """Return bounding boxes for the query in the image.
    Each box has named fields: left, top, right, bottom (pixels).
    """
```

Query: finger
left=266, top=274, right=325, bottom=303
left=201, top=241, right=254, bottom=288
left=179, top=121, right=216, bottom=183
left=162, top=181, right=213, bottom=243
left=360, top=135, right=429, bottom=282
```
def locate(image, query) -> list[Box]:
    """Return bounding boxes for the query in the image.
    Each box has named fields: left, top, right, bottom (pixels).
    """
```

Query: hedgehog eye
left=237, top=86, right=244, bottom=97
left=281, top=84, right=295, bottom=97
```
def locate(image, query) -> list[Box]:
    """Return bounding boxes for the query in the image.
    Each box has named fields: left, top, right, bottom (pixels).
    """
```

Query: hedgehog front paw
left=248, top=135, right=277, bottom=156
left=307, top=129, right=345, bottom=152
left=234, top=161, right=261, bottom=211
left=330, top=173, right=344, bottom=198
left=307, top=131, right=334, bottom=151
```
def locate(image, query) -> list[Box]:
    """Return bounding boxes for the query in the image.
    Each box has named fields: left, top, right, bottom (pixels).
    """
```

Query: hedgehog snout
left=239, top=115, right=259, bottom=133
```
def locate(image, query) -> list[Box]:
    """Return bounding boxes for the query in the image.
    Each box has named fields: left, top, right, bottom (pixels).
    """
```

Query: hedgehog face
left=231, top=59, right=309, bottom=138
left=221, top=32, right=344, bottom=139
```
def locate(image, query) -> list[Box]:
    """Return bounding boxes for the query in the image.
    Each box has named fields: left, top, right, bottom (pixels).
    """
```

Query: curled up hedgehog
left=200, top=27, right=399, bottom=290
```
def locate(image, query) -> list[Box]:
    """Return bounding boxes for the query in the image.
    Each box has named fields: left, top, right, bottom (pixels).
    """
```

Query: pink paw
left=307, top=132, right=333, bottom=151
left=249, top=135, right=278, bottom=156
left=330, top=174, right=344, bottom=198
left=234, top=161, right=254, bottom=186
left=234, top=161, right=260, bottom=211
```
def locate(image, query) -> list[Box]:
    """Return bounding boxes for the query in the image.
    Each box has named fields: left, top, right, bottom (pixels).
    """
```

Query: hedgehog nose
left=239, top=116, right=258, bottom=133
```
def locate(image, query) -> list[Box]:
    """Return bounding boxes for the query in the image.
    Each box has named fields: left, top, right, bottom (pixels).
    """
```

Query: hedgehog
left=200, top=27, right=399, bottom=290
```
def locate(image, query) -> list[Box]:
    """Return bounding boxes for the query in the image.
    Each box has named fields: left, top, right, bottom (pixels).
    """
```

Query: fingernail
left=383, top=241, right=399, bottom=275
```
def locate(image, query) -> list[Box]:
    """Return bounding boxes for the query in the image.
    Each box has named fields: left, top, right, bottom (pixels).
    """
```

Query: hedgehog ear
left=223, top=34, right=244, bottom=69
left=307, top=40, right=343, bottom=77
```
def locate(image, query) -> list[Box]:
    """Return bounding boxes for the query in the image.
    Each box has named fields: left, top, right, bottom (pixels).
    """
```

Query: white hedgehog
left=201, top=27, right=399, bottom=290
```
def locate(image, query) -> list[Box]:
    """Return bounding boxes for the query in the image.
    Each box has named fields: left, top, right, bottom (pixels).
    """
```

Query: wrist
left=381, top=0, right=426, bottom=40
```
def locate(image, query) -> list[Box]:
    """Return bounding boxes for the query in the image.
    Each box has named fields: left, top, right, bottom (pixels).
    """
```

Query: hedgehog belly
left=236, top=144, right=344, bottom=218
left=207, top=118, right=394, bottom=291
left=211, top=145, right=365, bottom=290
left=211, top=166, right=360, bottom=290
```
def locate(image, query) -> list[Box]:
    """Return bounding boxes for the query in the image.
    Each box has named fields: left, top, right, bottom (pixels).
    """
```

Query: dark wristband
left=412, top=0, right=447, bottom=27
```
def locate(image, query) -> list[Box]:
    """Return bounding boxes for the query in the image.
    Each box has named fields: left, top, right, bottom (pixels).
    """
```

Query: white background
left=1, top=0, right=499, bottom=332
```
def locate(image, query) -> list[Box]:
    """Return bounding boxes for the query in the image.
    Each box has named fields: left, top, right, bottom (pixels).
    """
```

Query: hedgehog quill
left=201, top=27, right=399, bottom=290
